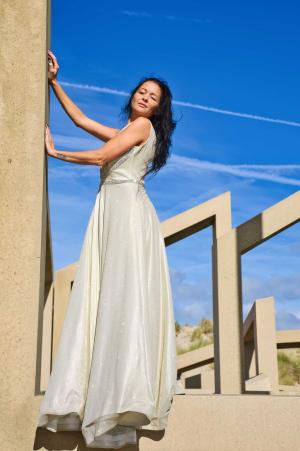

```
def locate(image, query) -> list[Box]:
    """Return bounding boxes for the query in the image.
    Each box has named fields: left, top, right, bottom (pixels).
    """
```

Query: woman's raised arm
left=48, top=50, right=119, bottom=142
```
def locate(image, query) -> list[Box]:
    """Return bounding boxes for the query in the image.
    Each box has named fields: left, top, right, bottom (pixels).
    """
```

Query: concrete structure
left=0, top=1, right=52, bottom=451
left=243, top=297, right=279, bottom=393
left=178, top=297, right=300, bottom=396
left=1, top=2, right=300, bottom=450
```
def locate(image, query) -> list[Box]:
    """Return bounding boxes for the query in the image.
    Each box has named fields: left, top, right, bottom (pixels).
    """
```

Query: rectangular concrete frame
left=213, top=190, right=300, bottom=393
left=178, top=297, right=284, bottom=394
left=244, top=297, right=279, bottom=393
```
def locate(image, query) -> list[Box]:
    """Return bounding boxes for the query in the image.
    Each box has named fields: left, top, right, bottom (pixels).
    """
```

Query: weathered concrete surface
left=34, top=394, right=300, bottom=451
left=0, top=1, right=50, bottom=450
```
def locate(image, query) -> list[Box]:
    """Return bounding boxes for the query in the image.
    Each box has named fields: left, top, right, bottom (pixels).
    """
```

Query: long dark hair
left=120, top=76, right=177, bottom=179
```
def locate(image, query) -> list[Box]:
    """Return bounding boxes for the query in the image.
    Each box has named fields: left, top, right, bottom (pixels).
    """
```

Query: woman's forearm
left=50, top=80, right=85, bottom=125
left=53, top=148, right=104, bottom=166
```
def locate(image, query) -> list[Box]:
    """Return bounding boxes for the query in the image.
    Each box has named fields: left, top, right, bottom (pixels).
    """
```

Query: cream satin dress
left=37, top=122, right=178, bottom=448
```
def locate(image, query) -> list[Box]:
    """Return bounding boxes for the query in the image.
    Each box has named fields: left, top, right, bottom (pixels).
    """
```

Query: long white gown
left=37, top=122, right=178, bottom=448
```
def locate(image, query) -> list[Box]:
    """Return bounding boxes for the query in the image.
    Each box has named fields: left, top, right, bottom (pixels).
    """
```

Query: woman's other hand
left=48, top=50, right=59, bottom=84
left=45, top=125, right=56, bottom=157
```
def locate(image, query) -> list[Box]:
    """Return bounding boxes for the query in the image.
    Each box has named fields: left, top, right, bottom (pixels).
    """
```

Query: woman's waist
left=99, top=175, right=145, bottom=187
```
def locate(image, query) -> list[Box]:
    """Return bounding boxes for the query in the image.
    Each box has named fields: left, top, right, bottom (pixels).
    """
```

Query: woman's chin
left=132, top=109, right=149, bottom=118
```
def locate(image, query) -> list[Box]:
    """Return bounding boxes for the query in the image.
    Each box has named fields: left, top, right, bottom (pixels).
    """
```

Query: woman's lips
left=138, top=102, right=147, bottom=108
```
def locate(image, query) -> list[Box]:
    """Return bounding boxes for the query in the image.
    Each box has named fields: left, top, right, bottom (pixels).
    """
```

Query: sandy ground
left=176, top=325, right=213, bottom=351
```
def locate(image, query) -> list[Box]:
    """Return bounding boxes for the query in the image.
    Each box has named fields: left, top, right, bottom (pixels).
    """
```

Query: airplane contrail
left=169, top=155, right=300, bottom=186
left=60, top=81, right=300, bottom=128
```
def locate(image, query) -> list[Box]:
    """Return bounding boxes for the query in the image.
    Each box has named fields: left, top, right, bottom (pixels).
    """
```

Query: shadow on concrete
left=33, top=427, right=165, bottom=450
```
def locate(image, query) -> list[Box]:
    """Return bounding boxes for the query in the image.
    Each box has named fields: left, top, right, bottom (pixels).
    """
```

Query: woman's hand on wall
left=45, top=125, right=56, bottom=157
left=48, top=50, right=59, bottom=84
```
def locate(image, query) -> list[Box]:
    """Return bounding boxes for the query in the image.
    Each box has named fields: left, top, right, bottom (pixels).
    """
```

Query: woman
left=37, top=50, right=178, bottom=449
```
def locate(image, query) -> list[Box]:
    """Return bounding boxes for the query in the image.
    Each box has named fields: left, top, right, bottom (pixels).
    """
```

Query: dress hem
left=38, top=400, right=173, bottom=449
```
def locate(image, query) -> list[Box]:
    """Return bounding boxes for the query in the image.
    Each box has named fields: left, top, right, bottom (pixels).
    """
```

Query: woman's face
left=131, top=81, right=162, bottom=118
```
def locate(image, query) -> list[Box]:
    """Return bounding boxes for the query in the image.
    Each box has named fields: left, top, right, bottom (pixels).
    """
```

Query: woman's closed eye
left=139, top=90, right=157, bottom=101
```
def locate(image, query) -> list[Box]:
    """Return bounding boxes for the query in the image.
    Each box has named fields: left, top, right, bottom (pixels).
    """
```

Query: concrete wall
left=34, top=394, right=300, bottom=451
left=0, top=1, right=52, bottom=450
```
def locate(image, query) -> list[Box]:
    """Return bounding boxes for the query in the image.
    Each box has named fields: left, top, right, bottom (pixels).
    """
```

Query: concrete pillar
left=212, top=228, right=245, bottom=394
left=254, top=297, right=279, bottom=393
left=0, top=1, right=51, bottom=450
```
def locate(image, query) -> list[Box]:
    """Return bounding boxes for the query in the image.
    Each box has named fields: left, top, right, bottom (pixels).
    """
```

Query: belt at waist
left=100, top=177, right=145, bottom=186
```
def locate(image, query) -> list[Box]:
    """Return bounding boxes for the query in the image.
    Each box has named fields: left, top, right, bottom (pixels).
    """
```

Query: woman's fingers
left=48, top=50, right=54, bottom=66
left=48, top=52, right=55, bottom=79
left=47, top=50, right=59, bottom=75
left=45, top=126, right=54, bottom=152
left=45, top=125, right=51, bottom=140
left=45, top=126, right=50, bottom=142
left=46, top=125, right=52, bottom=140
left=48, top=50, right=58, bottom=66
left=48, top=50, right=56, bottom=61
left=45, top=127, right=50, bottom=153
left=48, top=128, right=54, bottom=146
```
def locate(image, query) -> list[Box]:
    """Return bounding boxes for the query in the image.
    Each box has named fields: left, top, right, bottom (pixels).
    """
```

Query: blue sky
left=48, top=0, right=300, bottom=330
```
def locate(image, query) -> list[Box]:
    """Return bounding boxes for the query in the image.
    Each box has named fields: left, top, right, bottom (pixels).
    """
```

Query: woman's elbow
left=95, top=153, right=107, bottom=167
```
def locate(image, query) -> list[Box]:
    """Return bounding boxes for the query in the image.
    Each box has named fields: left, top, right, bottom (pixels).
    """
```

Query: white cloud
left=167, top=155, right=300, bottom=186
left=48, top=164, right=99, bottom=180
left=276, top=309, right=300, bottom=330
left=165, top=15, right=212, bottom=24
left=119, top=10, right=212, bottom=24
left=121, top=10, right=152, bottom=18
left=53, top=134, right=100, bottom=149
left=170, top=267, right=213, bottom=324
left=243, top=273, right=300, bottom=304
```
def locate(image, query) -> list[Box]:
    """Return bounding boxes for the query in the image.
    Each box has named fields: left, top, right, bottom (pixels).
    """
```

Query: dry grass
left=277, top=350, right=300, bottom=386
left=176, top=318, right=213, bottom=355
